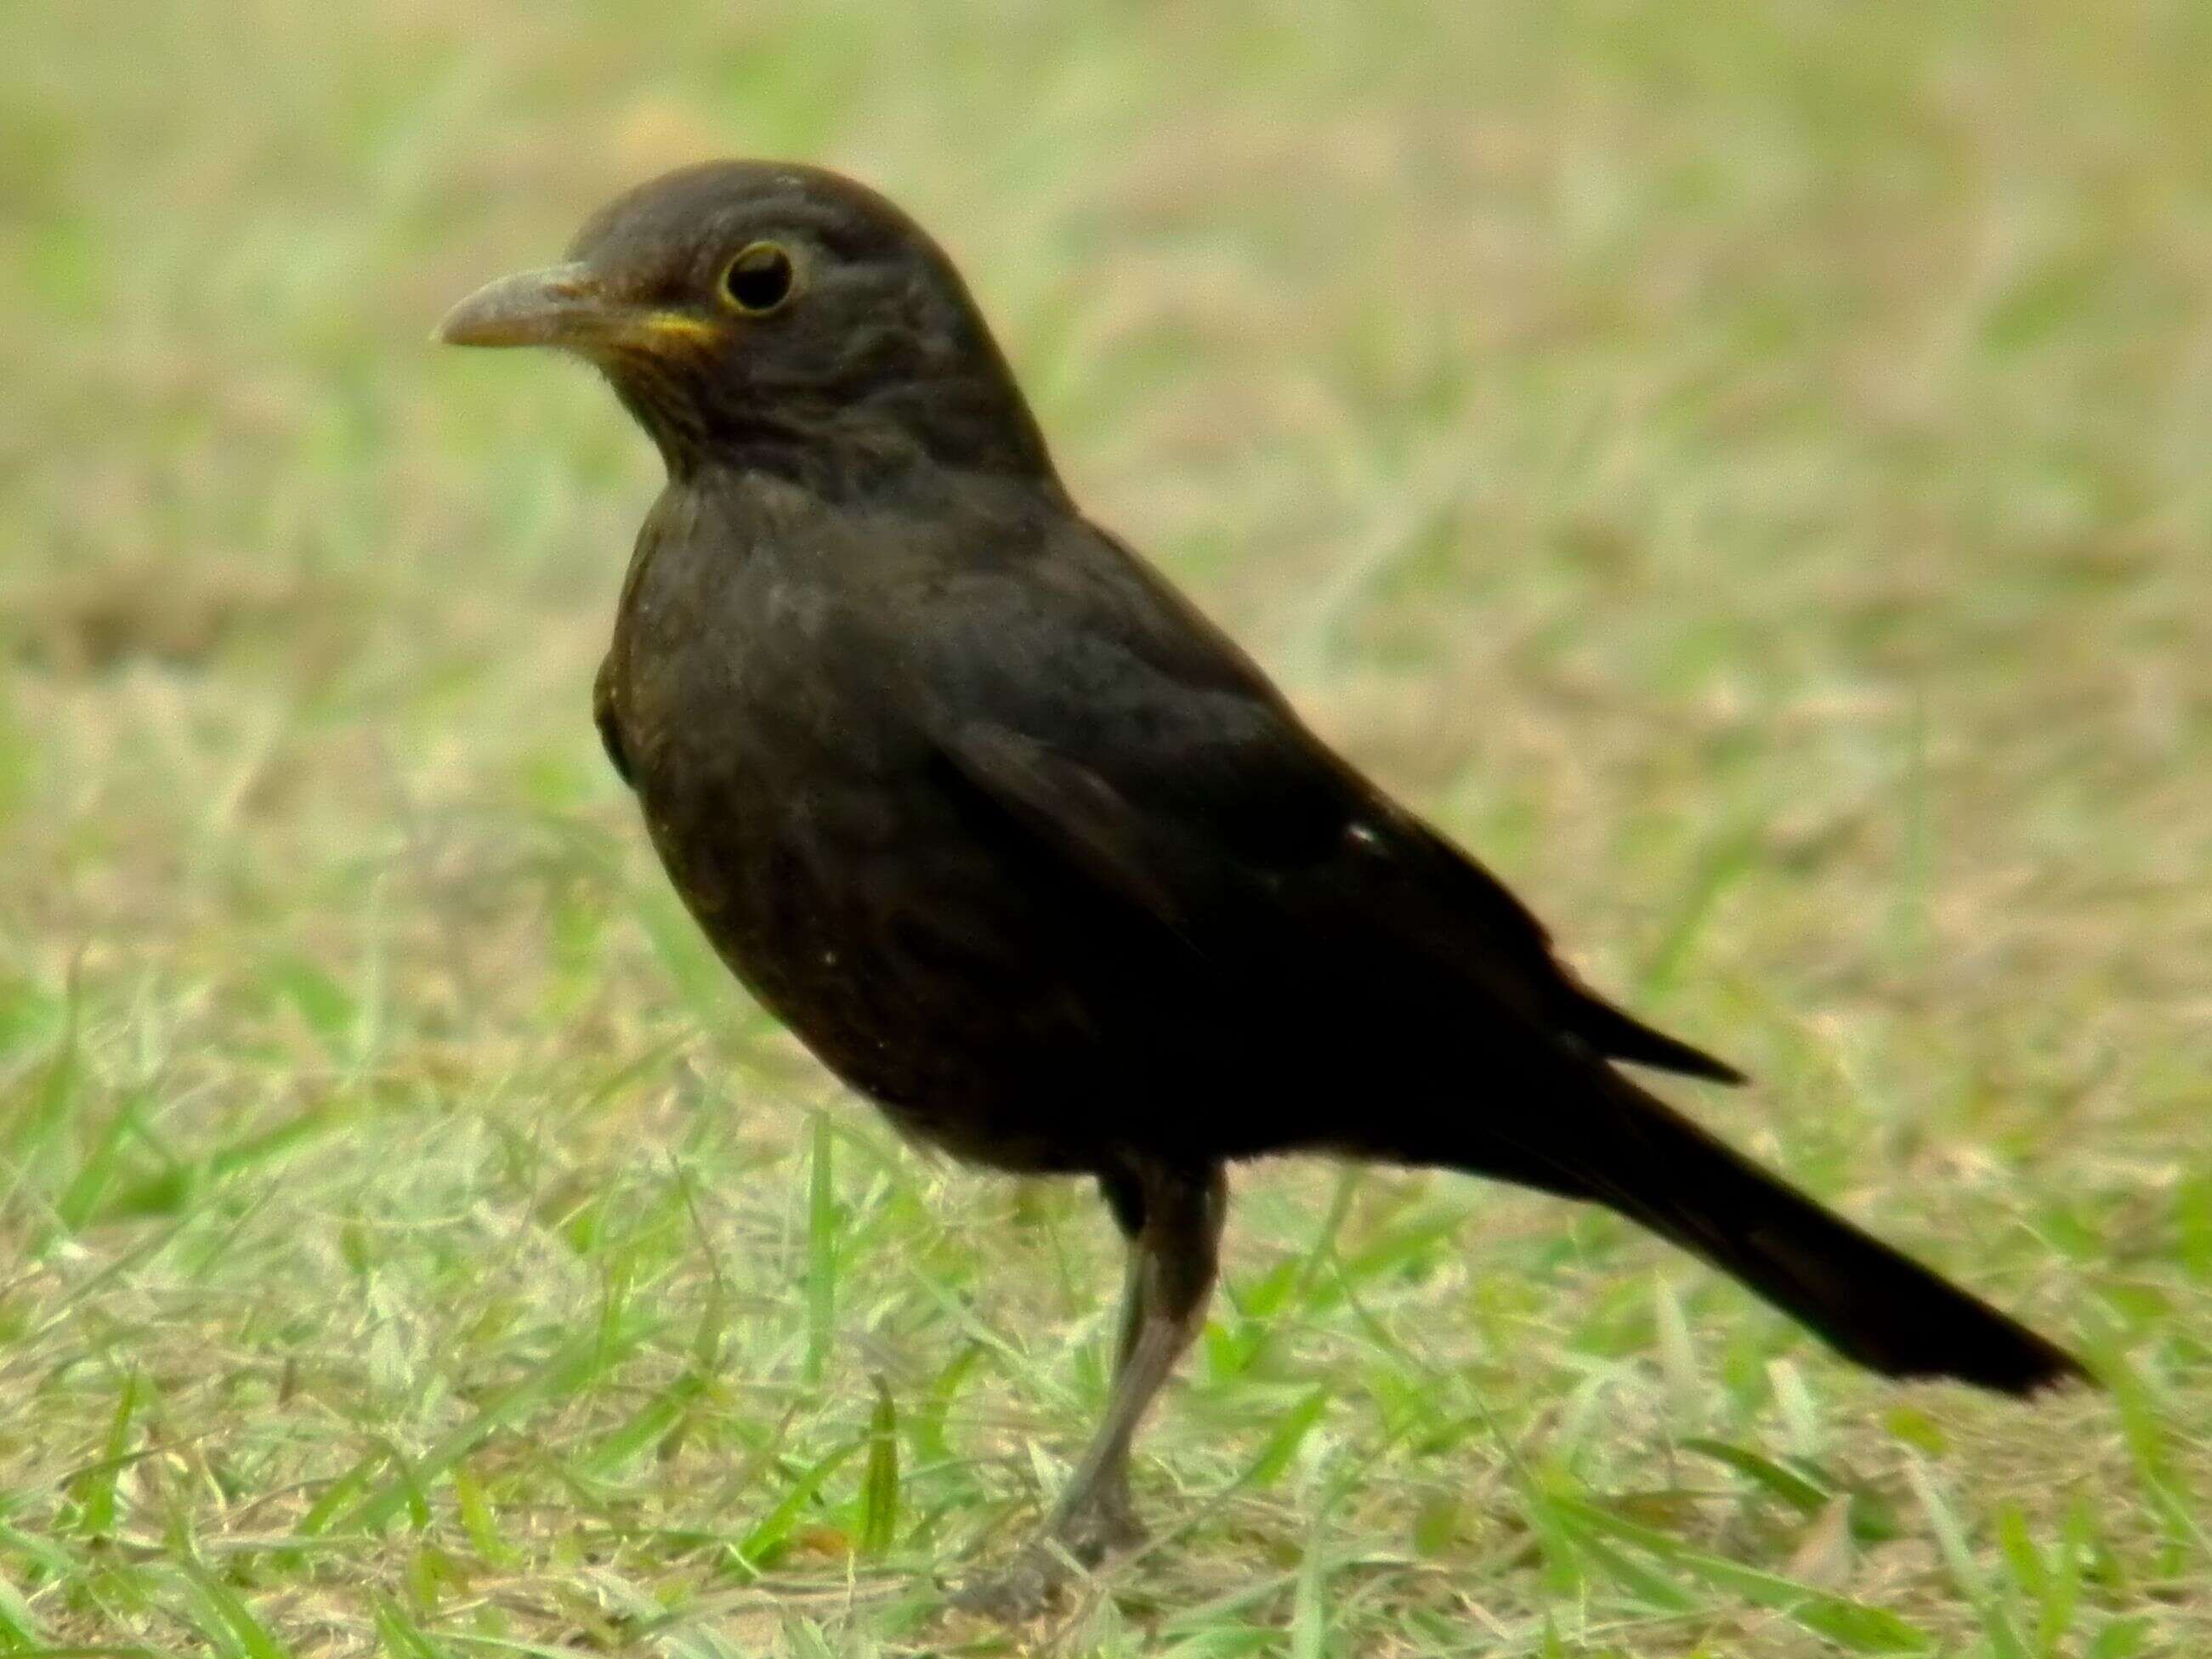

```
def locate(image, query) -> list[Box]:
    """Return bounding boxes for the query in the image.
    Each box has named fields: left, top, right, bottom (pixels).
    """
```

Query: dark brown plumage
left=438, top=160, right=2088, bottom=1614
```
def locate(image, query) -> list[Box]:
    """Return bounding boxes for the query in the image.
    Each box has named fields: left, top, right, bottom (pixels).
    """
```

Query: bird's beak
left=435, top=263, right=611, bottom=348
left=435, top=263, right=718, bottom=352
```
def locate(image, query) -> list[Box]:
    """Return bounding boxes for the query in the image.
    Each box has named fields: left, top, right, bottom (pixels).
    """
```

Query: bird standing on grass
left=438, top=160, right=2087, bottom=1617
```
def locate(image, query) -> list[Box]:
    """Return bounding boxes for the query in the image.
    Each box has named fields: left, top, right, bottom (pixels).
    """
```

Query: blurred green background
left=3, top=3, right=2207, bottom=1655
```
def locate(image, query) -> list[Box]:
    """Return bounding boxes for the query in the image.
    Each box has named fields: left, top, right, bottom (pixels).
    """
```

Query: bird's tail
left=1443, top=1069, right=2089, bottom=1395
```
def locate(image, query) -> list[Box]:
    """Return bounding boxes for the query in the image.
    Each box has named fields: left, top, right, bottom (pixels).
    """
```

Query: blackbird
left=439, top=161, right=2087, bottom=1612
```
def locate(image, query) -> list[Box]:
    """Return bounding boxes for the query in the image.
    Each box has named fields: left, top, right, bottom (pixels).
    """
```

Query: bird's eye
left=720, top=242, right=797, bottom=314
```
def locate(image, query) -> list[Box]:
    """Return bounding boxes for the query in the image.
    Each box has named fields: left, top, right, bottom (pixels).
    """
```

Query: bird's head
left=437, top=160, right=1055, bottom=488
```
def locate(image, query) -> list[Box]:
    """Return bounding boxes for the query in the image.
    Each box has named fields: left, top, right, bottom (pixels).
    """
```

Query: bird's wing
left=933, top=722, right=1204, bottom=943
left=593, top=653, right=634, bottom=786
left=910, top=518, right=1740, bottom=1085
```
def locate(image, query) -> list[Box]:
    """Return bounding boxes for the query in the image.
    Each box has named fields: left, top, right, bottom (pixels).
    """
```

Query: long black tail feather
left=1443, top=1067, right=2088, bottom=1395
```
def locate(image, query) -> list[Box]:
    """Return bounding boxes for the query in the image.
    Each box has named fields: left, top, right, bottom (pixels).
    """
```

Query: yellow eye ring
left=719, top=241, right=797, bottom=314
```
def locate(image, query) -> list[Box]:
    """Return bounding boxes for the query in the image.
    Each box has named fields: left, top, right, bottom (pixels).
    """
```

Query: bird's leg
left=1099, top=1164, right=1151, bottom=1370
left=1048, top=1169, right=1155, bottom=1561
left=953, top=1163, right=1227, bottom=1618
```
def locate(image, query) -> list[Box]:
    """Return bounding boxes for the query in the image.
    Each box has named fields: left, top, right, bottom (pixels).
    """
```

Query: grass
left=3, top=0, right=2209, bottom=1653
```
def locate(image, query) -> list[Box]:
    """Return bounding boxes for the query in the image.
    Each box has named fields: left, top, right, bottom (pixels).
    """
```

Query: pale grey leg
left=953, top=1164, right=1227, bottom=1618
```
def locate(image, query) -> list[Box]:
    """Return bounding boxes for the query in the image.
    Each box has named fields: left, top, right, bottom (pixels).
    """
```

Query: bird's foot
left=948, top=1497, right=1149, bottom=1621
left=948, top=1546, right=1068, bottom=1622
left=1058, top=1489, right=1149, bottom=1564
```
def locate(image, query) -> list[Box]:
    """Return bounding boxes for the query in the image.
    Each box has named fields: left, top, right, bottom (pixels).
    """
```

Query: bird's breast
left=605, top=569, right=1127, bottom=1167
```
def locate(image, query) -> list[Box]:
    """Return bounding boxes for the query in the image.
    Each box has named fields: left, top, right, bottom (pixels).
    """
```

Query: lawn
left=2, top=2, right=2208, bottom=1654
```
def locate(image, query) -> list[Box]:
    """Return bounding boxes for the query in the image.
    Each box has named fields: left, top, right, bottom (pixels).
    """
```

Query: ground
left=2, top=2, right=2208, bottom=1655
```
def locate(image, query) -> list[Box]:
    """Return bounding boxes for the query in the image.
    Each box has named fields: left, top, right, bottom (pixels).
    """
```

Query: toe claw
left=1059, top=1501, right=1147, bottom=1566
left=948, top=1549, right=1067, bottom=1621
left=947, top=1502, right=1148, bottom=1621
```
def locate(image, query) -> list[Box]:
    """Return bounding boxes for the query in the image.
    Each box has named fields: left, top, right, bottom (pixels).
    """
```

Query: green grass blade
left=859, top=1374, right=899, bottom=1556
left=732, top=1439, right=861, bottom=1572
left=1551, top=1494, right=1930, bottom=1653
left=1680, top=1436, right=1832, bottom=1515
left=72, top=1372, right=141, bottom=1539
left=371, top=1592, right=447, bottom=1658
left=575, top=1373, right=707, bottom=1478
left=0, top=1571, right=49, bottom=1645
left=804, top=1113, right=837, bottom=1386
left=1906, top=1455, right=2027, bottom=1659
left=334, top=1315, right=660, bottom=1534
left=297, top=1447, right=391, bottom=1539
left=172, top=1563, right=292, bottom=1659
left=1240, top=1385, right=1330, bottom=1491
